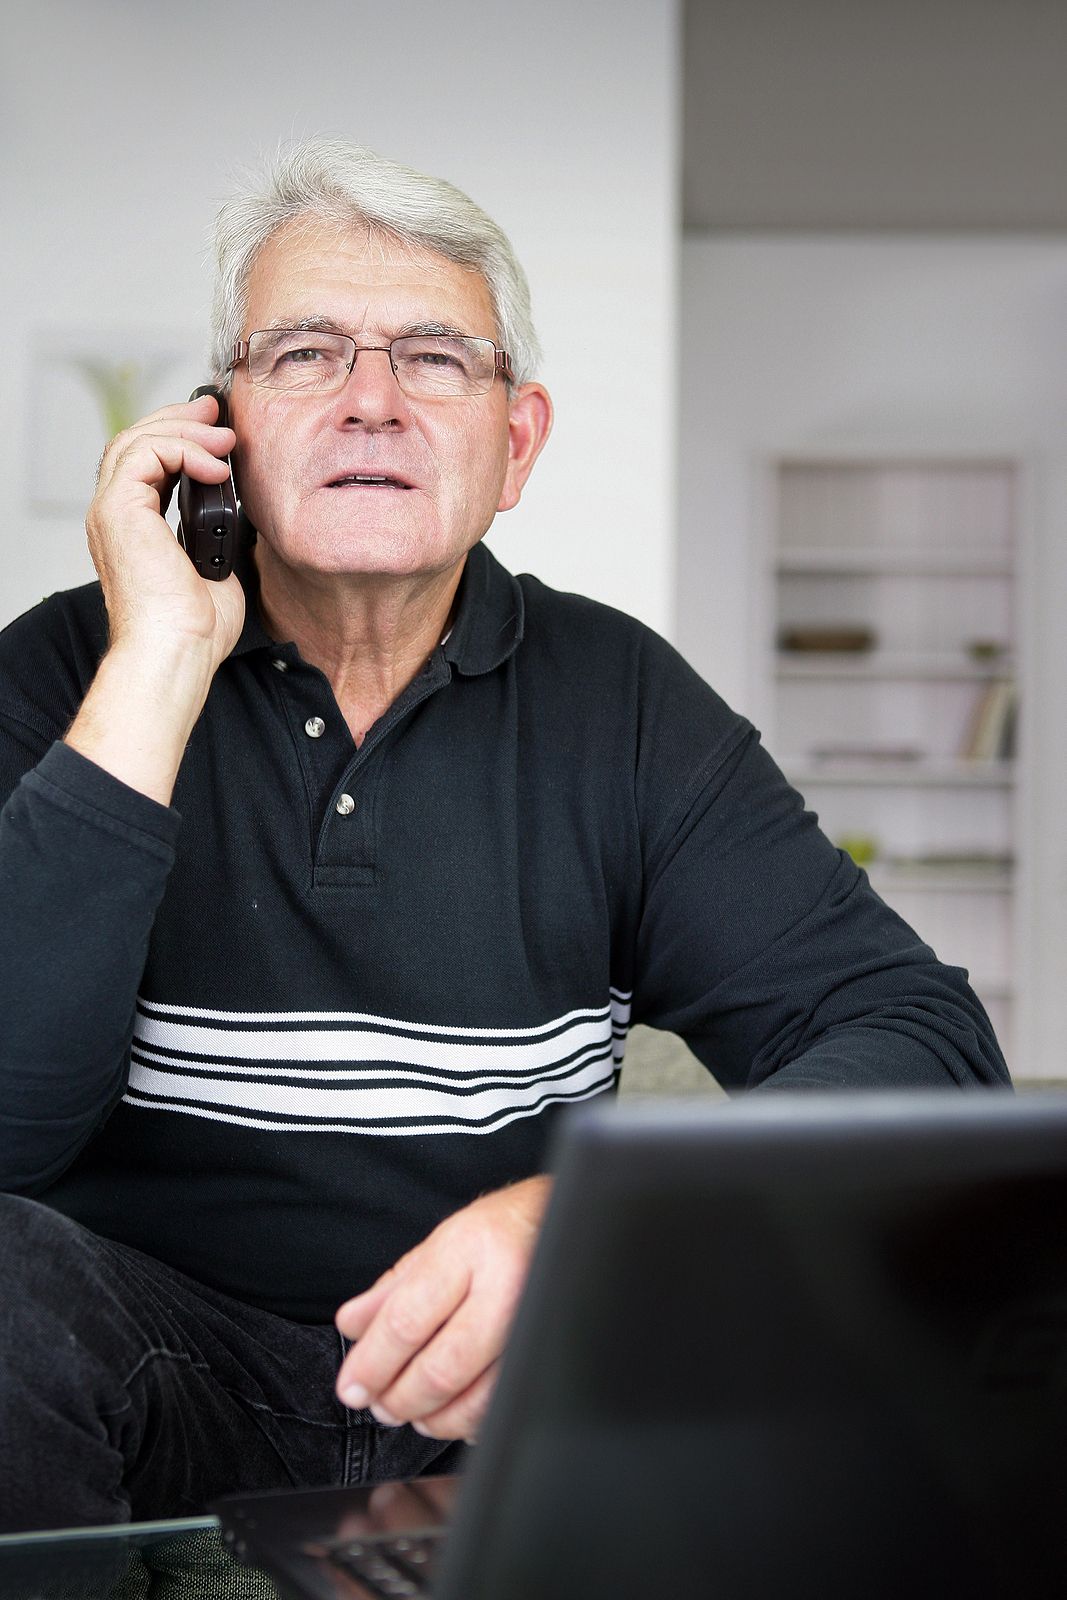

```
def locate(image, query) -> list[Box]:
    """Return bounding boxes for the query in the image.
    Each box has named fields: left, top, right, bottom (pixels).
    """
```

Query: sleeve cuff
left=26, top=740, right=182, bottom=855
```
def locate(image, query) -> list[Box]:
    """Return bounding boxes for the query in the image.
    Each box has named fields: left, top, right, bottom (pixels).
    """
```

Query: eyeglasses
left=229, top=328, right=514, bottom=399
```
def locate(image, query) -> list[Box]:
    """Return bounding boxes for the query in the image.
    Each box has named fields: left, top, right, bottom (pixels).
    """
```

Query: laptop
left=215, top=1092, right=1067, bottom=1599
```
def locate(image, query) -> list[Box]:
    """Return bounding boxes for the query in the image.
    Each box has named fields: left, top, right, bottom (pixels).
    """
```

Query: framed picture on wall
left=26, top=328, right=202, bottom=516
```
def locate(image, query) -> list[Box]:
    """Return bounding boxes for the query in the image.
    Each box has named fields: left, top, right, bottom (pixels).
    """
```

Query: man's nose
left=330, top=347, right=409, bottom=428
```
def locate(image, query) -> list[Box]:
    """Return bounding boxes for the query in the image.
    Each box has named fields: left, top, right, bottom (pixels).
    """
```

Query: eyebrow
left=261, top=316, right=474, bottom=340
left=400, top=321, right=468, bottom=338
left=262, top=316, right=348, bottom=335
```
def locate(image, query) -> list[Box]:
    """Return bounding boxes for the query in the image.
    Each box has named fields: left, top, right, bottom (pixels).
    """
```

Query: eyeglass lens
left=246, top=330, right=499, bottom=397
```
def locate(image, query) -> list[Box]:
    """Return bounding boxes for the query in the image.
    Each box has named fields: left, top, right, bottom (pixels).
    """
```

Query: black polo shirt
left=0, top=541, right=1009, bottom=1321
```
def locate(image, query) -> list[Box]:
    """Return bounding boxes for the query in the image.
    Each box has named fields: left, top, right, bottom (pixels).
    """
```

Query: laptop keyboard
left=325, top=1530, right=443, bottom=1597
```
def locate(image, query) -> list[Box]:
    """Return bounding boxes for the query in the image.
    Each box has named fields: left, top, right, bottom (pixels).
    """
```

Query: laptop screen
left=440, top=1093, right=1067, bottom=1600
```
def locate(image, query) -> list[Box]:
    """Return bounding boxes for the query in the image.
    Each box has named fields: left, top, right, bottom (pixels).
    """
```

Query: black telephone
left=176, top=385, right=241, bottom=581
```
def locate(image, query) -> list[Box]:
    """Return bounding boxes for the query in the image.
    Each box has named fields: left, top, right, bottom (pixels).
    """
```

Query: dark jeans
left=0, top=1193, right=464, bottom=1534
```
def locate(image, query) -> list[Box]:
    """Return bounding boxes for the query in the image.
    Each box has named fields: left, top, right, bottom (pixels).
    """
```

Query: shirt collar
left=229, top=534, right=524, bottom=675
left=441, top=540, right=525, bottom=676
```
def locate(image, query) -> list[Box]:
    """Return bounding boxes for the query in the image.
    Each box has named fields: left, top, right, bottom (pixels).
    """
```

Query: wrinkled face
left=229, top=221, right=526, bottom=583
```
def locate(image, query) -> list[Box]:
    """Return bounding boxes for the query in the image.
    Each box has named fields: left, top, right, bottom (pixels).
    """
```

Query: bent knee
left=0, top=1192, right=102, bottom=1297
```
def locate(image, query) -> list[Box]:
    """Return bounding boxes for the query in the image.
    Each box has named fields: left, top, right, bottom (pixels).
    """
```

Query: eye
left=394, top=337, right=476, bottom=376
left=280, top=346, right=326, bottom=364
left=415, top=349, right=460, bottom=368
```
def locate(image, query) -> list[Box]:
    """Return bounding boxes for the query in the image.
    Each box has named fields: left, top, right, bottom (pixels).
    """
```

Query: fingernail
left=412, top=1422, right=431, bottom=1437
left=341, top=1383, right=369, bottom=1409
left=370, top=1404, right=400, bottom=1427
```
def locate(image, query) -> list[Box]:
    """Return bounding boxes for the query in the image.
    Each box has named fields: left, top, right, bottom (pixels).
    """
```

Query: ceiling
left=683, top=0, right=1067, bottom=230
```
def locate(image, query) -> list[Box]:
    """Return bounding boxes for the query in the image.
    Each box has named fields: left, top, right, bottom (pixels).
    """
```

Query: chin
left=264, top=513, right=466, bottom=581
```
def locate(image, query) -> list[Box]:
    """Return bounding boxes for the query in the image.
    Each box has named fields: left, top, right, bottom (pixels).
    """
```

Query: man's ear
left=498, top=384, right=553, bottom=513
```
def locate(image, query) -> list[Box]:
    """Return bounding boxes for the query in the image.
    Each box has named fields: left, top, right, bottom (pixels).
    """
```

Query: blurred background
left=3, top=0, right=1066, bottom=1081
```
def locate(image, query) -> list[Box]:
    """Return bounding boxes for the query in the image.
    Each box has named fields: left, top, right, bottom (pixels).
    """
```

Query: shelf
left=776, top=652, right=1013, bottom=681
left=785, top=759, right=1015, bottom=788
left=776, top=547, right=1013, bottom=578
left=867, top=867, right=1014, bottom=894
left=770, top=453, right=1027, bottom=1061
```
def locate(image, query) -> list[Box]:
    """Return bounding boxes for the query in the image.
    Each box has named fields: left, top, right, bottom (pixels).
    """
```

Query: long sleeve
left=0, top=587, right=183, bottom=1192
left=632, top=710, right=1010, bottom=1091
left=0, top=737, right=180, bottom=1190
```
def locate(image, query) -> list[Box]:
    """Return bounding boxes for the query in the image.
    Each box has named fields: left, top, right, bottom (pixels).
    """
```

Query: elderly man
left=0, top=140, right=1008, bottom=1532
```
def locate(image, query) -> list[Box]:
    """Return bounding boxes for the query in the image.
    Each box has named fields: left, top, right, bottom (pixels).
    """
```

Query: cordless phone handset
left=176, top=385, right=240, bottom=582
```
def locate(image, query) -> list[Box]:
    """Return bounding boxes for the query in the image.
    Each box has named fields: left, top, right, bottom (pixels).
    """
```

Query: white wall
left=678, top=236, right=1067, bottom=1078
left=0, top=0, right=680, bottom=633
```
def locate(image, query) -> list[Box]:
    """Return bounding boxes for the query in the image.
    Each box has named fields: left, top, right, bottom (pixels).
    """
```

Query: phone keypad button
left=305, top=716, right=326, bottom=739
left=335, top=794, right=355, bottom=816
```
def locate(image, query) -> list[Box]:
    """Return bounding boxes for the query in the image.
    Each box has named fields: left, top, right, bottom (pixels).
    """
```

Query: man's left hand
left=334, top=1175, right=552, bottom=1441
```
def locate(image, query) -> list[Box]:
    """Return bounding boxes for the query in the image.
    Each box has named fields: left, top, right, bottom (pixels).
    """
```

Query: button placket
left=267, top=653, right=359, bottom=866
left=312, top=755, right=380, bottom=888
left=269, top=646, right=451, bottom=890
left=315, top=654, right=453, bottom=885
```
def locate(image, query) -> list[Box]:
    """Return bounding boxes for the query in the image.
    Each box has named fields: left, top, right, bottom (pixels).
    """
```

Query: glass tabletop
left=0, top=1515, right=279, bottom=1599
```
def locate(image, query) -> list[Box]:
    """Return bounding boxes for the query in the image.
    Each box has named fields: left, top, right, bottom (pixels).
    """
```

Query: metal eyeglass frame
left=228, top=332, right=515, bottom=394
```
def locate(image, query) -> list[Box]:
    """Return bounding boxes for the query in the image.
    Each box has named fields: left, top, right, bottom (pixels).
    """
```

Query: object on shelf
left=837, top=834, right=879, bottom=867
left=810, top=745, right=924, bottom=764
left=883, top=850, right=1014, bottom=876
left=966, top=639, right=1010, bottom=663
left=961, top=680, right=1017, bottom=761
left=777, top=651, right=1014, bottom=681
left=786, top=758, right=1014, bottom=788
left=776, top=548, right=1013, bottom=576
left=778, top=625, right=876, bottom=653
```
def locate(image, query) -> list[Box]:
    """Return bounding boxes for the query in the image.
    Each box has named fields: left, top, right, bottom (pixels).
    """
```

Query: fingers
left=81, top=394, right=246, bottom=665
left=335, top=1247, right=471, bottom=1413
left=339, top=1277, right=500, bottom=1440
left=95, top=415, right=235, bottom=499
left=334, top=1177, right=552, bottom=1441
left=122, top=399, right=233, bottom=448
left=411, top=1362, right=499, bottom=1443
left=374, top=1301, right=505, bottom=1435
left=94, top=393, right=232, bottom=496
left=87, top=395, right=236, bottom=582
left=364, top=1298, right=493, bottom=1423
left=96, top=391, right=226, bottom=460
left=95, top=431, right=232, bottom=508
left=335, top=1267, right=402, bottom=1340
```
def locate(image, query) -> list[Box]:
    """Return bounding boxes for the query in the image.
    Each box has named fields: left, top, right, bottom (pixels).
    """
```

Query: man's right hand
left=87, top=393, right=244, bottom=664
left=66, top=394, right=247, bottom=806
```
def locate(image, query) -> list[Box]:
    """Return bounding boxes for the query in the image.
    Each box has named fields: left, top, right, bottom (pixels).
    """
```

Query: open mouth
left=327, top=474, right=413, bottom=490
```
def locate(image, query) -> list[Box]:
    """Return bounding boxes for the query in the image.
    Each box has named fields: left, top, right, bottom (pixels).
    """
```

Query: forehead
left=242, top=220, right=497, bottom=337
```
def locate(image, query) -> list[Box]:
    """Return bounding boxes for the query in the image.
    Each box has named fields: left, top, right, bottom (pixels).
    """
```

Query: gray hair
left=209, top=138, right=541, bottom=390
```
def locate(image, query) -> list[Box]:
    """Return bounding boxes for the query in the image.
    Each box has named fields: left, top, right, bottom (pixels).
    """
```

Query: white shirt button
left=271, top=658, right=289, bottom=672
left=335, top=794, right=355, bottom=816
left=305, top=716, right=326, bottom=738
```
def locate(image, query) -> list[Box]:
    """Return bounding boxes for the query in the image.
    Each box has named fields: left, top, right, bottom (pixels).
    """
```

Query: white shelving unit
left=763, top=456, right=1024, bottom=1066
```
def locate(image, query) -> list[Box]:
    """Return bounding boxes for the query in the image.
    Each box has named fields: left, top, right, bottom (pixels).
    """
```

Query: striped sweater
left=0, top=541, right=1008, bottom=1321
